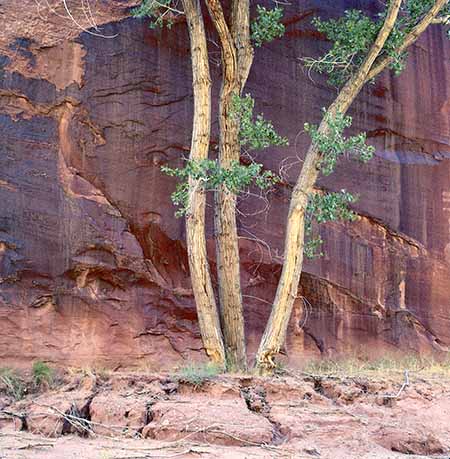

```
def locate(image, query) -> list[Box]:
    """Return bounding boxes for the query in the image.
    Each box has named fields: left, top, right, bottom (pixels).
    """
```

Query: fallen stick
left=113, top=449, right=194, bottom=459
left=384, top=370, right=410, bottom=399
left=17, top=442, right=54, bottom=450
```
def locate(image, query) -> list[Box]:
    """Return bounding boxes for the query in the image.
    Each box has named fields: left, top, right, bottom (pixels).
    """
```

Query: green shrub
left=32, top=361, right=53, bottom=389
left=0, top=368, right=25, bottom=400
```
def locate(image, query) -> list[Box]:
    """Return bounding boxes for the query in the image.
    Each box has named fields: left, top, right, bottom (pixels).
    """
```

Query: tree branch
left=231, top=0, right=254, bottom=92
left=204, top=0, right=237, bottom=82
left=331, top=0, right=402, bottom=113
left=432, top=14, right=450, bottom=24
left=367, top=0, right=448, bottom=81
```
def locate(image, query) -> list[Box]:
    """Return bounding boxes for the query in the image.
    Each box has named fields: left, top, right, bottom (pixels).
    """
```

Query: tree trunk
left=182, top=0, right=225, bottom=366
left=231, top=0, right=254, bottom=92
left=205, top=0, right=246, bottom=371
left=205, top=0, right=252, bottom=371
left=256, top=0, right=404, bottom=373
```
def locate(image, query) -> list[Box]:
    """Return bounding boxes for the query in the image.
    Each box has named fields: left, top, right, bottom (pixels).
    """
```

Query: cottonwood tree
left=133, top=0, right=450, bottom=373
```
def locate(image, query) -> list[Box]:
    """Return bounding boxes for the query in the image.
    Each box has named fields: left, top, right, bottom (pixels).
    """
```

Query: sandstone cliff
left=1, top=0, right=449, bottom=368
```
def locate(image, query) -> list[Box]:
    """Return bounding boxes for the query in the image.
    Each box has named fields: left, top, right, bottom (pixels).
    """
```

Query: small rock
left=159, top=378, right=178, bottom=395
left=304, top=447, right=321, bottom=456
left=376, top=428, right=446, bottom=455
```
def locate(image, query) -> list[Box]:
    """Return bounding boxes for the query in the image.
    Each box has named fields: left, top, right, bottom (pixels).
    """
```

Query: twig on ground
left=113, top=450, right=195, bottom=459
left=31, top=401, right=94, bottom=437
left=17, top=442, right=55, bottom=450
left=384, top=370, right=410, bottom=399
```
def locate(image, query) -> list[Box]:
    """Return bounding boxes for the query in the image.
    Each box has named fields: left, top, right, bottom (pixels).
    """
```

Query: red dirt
left=1, top=371, right=449, bottom=458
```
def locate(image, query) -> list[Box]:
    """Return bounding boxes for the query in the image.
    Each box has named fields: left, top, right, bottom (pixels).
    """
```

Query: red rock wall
left=0, top=0, right=449, bottom=368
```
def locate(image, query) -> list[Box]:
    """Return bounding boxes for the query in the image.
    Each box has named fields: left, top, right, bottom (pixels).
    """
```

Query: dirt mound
left=376, top=428, right=446, bottom=456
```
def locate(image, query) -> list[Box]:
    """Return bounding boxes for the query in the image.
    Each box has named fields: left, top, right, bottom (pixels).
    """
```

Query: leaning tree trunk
left=256, top=0, right=406, bottom=373
left=182, top=0, right=225, bottom=366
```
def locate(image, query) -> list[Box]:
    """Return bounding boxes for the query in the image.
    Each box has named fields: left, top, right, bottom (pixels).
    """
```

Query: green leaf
left=231, top=94, right=288, bottom=150
left=304, top=190, right=358, bottom=258
left=161, top=159, right=280, bottom=217
left=306, top=110, right=374, bottom=176
left=303, top=1, right=448, bottom=86
left=251, top=6, right=285, bottom=47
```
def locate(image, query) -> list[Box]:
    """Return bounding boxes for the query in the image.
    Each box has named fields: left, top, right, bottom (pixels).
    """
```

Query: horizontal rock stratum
left=0, top=0, right=449, bottom=368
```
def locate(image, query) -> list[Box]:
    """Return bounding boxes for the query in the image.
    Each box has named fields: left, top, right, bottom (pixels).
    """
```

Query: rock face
left=0, top=0, right=449, bottom=368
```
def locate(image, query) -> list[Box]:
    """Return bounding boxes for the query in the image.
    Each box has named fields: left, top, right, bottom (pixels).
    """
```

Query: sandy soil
left=1, top=370, right=450, bottom=459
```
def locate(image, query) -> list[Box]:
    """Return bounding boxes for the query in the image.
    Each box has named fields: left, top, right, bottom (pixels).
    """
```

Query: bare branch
left=432, top=14, right=450, bottom=24
left=60, top=0, right=118, bottom=39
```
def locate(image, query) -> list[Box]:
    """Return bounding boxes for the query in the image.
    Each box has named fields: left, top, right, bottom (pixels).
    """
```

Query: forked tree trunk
left=231, top=0, right=254, bottom=92
left=182, top=0, right=225, bottom=366
left=182, top=0, right=254, bottom=370
left=255, top=0, right=406, bottom=373
left=205, top=0, right=247, bottom=371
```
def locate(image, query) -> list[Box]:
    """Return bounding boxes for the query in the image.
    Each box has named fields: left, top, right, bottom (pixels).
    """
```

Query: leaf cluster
left=305, top=110, right=374, bottom=176
left=251, top=5, right=285, bottom=47
left=407, top=0, right=450, bottom=23
left=162, top=92, right=288, bottom=218
left=231, top=94, right=288, bottom=150
left=162, top=159, right=279, bottom=217
left=305, top=190, right=357, bottom=258
left=132, top=0, right=180, bottom=29
left=305, top=1, right=450, bottom=86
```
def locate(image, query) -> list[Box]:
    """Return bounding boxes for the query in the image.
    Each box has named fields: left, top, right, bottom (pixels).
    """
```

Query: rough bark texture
left=1, top=0, right=450, bottom=369
left=231, top=0, right=254, bottom=92
left=256, top=0, right=404, bottom=372
left=206, top=0, right=247, bottom=370
left=182, top=0, right=225, bottom=366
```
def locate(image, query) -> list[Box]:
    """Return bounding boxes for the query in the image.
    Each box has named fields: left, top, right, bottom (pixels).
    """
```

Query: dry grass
left=302, top=354, right=450, bottom=380
left=0, top=367, right=26, bottom=400
left=65, top=366, right=112, bottom=380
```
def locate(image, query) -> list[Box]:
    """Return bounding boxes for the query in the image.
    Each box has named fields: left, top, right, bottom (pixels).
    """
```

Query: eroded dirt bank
left=1, top=370, right=450, bottom=458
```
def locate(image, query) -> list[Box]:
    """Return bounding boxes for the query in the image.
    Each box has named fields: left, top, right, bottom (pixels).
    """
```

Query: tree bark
left=182, top=0, right=225, bottom=366
left=231, top=0, right=254, bottom=92
left=204, top=0, right=254, bottom=371
left=255, top=0, right=404, bottom=373
left=204, top=0, right=246, bottom=371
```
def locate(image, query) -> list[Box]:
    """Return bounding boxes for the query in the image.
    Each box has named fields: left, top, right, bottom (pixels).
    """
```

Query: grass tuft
left=0, top=368, right=26, bottom=400
left=175, top=362, right=222, bottom=387
left=32, top=361, right=53, bottom=389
